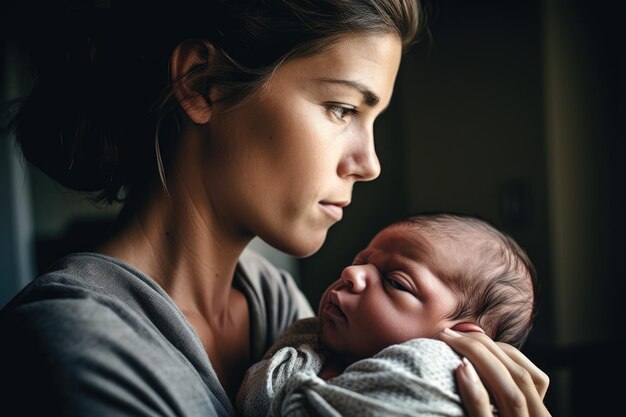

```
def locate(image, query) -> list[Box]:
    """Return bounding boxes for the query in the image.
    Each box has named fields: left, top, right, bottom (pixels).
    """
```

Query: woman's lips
left=319, top=200, right=349, bottom=222
left=319, top=202, right=344, bottom=222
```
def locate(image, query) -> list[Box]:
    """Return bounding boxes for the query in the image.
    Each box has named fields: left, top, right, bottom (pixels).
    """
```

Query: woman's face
left=205, top=33, right=402, bottom=256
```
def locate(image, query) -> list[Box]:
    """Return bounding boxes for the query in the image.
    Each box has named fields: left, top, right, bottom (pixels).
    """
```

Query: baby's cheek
left=365, top=317, right=408, bottom=351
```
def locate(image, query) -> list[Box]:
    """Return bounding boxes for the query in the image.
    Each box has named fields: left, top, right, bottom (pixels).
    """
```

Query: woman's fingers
left=439, top=329, right=528, bottom=417
left=449, top=332, right=550, bottom=415
left=438, top=329, right=549, bottom=417
left=455, top=357, right=494, bottom=417
left=496, top=342, right=550, bottom=399
left=495, top=342, right=551, bottom=417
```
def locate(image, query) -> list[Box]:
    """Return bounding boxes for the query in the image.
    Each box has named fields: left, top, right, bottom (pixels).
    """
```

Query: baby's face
left=318, top=224, right=460, bottom=362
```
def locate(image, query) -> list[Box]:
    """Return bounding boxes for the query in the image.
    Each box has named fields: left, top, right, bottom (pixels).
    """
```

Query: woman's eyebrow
left=316, top=78, right=380, bottom=106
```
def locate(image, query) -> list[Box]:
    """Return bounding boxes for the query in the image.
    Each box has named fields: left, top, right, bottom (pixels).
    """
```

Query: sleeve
left=0, top=298, right=220, bottom=417
left=270, top=339, right=467, bottom=417
left=236, top=318, right=325, bottom=417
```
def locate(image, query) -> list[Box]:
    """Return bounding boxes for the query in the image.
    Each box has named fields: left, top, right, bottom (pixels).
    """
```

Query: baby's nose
left=340, top=265, right=372, bottom=293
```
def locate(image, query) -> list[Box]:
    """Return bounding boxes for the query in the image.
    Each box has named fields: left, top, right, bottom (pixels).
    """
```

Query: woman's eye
left=327, top=104, right=359, bottom=121
left=386, top=278, right=409, bottom=292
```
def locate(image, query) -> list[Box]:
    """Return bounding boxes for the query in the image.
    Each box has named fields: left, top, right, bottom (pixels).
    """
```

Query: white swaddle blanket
left=237, top=318, right=469, bottom=417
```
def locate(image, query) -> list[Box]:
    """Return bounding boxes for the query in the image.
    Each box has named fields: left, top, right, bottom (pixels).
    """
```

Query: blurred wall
left=0, top=41, right=35, bottom=307
left=542, top=2, right=625, bottom=413
left=544, top=0, right=624, bottom=346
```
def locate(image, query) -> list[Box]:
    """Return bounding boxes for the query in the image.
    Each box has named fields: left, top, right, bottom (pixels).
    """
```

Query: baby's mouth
left=322, top=292, right=347, bottom=322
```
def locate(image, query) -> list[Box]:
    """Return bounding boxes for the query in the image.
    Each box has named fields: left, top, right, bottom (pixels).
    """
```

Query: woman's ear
left=171, top=39, right=217, bottom=125
left=450, top=322, right=485, bottom=334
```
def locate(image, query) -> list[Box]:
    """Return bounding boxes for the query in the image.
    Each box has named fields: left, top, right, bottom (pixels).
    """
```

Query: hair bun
left=15, top=81, right=121, bottom=193
left=14, top=31, right=124, bottom=195
left=10, top=5, right=134, bottom=198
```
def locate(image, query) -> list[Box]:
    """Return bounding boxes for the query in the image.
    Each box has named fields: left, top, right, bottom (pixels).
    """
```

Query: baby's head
left=318, top=213, right=537, bottom=364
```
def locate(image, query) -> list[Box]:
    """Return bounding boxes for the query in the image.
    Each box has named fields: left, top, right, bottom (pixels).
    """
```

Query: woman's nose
left=338, top=129, right=381, bottom=181
left=340, top=265, right=373, bottom=293
left=358, top=147, right=381, bottom=181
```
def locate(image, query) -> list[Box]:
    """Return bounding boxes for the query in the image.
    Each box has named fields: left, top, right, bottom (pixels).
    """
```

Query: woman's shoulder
left=2, top=252, right=170, bottom=314
left=0, top=252, right=199, bottom=369
left=0, top=293, right=227, bottom=416
left=0, top=252, right=176, bottom=345
left=0, top=252, right=231, bottom=416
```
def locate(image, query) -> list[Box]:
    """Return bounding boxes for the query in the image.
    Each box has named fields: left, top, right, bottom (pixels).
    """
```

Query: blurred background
left=1, top=0, right=624, bottom=416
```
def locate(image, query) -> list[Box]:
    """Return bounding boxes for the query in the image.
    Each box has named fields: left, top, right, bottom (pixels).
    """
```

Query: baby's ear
left=450, top=322, right=485, bottom=333
left=170, top=39, right=218, bottom=124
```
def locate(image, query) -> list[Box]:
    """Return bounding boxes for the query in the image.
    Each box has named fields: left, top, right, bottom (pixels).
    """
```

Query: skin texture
left=319, top=224, right=462, bottom=363
left=202, top=33, right=402, bottom=258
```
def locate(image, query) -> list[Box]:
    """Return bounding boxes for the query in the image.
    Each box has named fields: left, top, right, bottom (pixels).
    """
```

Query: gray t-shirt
left=0, top=250, right=313, bottom=416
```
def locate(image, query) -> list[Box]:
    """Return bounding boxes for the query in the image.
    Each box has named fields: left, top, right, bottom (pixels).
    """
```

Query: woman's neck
left=99, top=182, right=251, bottom=320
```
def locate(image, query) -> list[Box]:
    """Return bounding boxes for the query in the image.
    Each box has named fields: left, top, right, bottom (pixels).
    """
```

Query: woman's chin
left=264, top=232, right=327, bottom=258
left=285, top=240, right=325, bottom=258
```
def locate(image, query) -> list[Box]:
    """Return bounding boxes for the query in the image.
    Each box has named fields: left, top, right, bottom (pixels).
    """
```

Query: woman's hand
left=438, top=329, right=551, bottom=417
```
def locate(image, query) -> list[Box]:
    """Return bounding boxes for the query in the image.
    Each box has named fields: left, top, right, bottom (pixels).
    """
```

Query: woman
left=1, top=1, right=549, bottom=416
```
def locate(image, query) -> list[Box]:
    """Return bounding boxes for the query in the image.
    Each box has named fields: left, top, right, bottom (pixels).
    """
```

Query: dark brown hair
left=9, top=0, right=423, bottom=203
left=397, top=213, right=538, bottom=348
